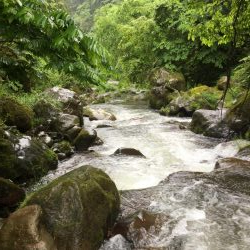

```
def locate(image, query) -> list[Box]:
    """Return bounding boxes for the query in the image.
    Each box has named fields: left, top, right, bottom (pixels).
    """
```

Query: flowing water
left=32, top=101, right=250, bottom=249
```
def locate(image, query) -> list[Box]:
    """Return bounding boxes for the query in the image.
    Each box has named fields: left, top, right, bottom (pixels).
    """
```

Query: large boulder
left=0, top=178, right=25, bottom=217
left=0, top=130, right=58, bottom=183
left=83, top=107, right=116, bottom=121
left=0, top=205, right=56, bottom=250
left=114, top=164, right=250, bottom=249
left=150, top=68, right=186, bottom=90
left=190, top=109, right=230, bottom=138
left=45, top=87, right=83, bottom=126
left=0, top=97, right=33, bottom=132
left=149, top=68, right=186, bottom=109
left=21, top=166, right=120, bottom=250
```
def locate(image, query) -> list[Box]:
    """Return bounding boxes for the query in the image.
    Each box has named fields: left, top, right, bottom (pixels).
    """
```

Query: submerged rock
left=0, top=205, right=56, bottom=250
left=21, top=166, right=120, bottom=250
left=113, top=148, right=145, bottom=158
left=83, top=107, right=116, bottom=121
left=0, top=97, right=33, bottom=133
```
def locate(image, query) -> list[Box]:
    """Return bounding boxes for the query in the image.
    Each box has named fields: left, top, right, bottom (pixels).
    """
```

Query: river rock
left=113, top=148, right=145, bottom=158
left=0, top=178, right=25, bottom=217
left=118, top=164, right=250, bottom=249
left=190, top=109, right=230, bottom=138
left=215, top=158, right=250, bottom=170
left=52, top=141, right=74, bottom=160
left=0, top=205, right=56, bottom=250
left=73, top=128, right=97, bottom=151
left=33, top=99, right=61, bottom=132
left=100, top=235, right=131, bottom=250
left=0, top=97, right=33, bottom=133
left=149, top=68, right=186, bottom=109
left=161, top=86, right=222, bottom=117
left=45, top=87, right=83, bottom=126
left=0, top=131, right=58, bottom=183
left=83, top=107, right=116, bottom=121
left=58, top=113, right=80, bottom=132
left=22, top=166, right=120, bottom=250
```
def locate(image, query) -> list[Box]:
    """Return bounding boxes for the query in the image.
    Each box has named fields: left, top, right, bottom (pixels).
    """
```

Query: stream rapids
left=32, top=101, right=250, bottom=250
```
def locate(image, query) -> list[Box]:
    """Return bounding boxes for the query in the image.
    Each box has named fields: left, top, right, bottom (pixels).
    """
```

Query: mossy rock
left=73, top=128, right=97, bottom=151
left=52, top=140, right=73, bottom=157
left=23, top=166, right=120, bottom=250
left=163, top=86, right=222, bottom=117
left=0, top=177, right=25, bottom=217
left=0, top=97, right=33, bottom=132
left=0, top=136, right=18, bottom=180
left=0, top=132, right=58, bottom=183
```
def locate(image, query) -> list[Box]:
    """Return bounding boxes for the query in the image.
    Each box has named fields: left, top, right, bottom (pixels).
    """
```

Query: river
left=32, top=101, right=250, bottom=250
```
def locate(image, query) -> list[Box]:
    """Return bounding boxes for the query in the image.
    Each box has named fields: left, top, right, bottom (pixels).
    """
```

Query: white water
left=33, top=102, right=247, bottom=191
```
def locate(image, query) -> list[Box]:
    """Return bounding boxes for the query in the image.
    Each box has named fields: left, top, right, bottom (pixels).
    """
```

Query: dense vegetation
left=94, top=0, right=250, bottom=86
left=0, top=0, right=106, bottom=94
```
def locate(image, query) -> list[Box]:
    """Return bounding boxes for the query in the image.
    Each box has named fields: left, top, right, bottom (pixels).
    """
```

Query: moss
left=55, top=140, right=72, bottom=156
left=73, top=129, right=96, bottom=151
left=184, top=86, right=221, bottom=110
left=0, top=138, right=18, bottom=180
left=0, top=97, right=33, bottom=132
left=23, top=166, right=120, bottom=250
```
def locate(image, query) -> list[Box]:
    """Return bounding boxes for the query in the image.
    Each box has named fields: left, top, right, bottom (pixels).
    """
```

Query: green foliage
left=94, top=0, right=160, bottom=83
left=0, top=0, right=107, bottom=91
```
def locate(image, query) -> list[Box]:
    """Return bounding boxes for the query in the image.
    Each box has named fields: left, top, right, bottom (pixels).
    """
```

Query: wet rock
left=0, top=131, right=58, bottom=183
left=215, top=158, right=250, bottom=170
left=23, top=166, right=120, bottom=250
left=93, top=137, right=104, bottom=146
left=113, top=148, right=145, bottom=158
left=100, top=234, right=131, bottom=250
left=97, top=124, right=113, bottom=128
left=45, top=87, right=83, bottom=126
left=0, top=205, right=56, bottom=250
left=0, top=97, right=33, bottom=133
left=118, top=165, right=250, bottom=248
left=73, top=128, right=97, bottom=151
left=83, top=107, right=116, bottom=121
left=0, top=178, right=25, bottom=217
left=236, top=144, right=250, bottom=160
left=190, top=109, right=230, bottom=138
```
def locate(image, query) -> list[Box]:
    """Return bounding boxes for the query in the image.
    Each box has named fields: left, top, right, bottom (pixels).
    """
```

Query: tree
left=0, top=0, right=106, bottom=91
left=178, top=0, right=250, bottom=99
